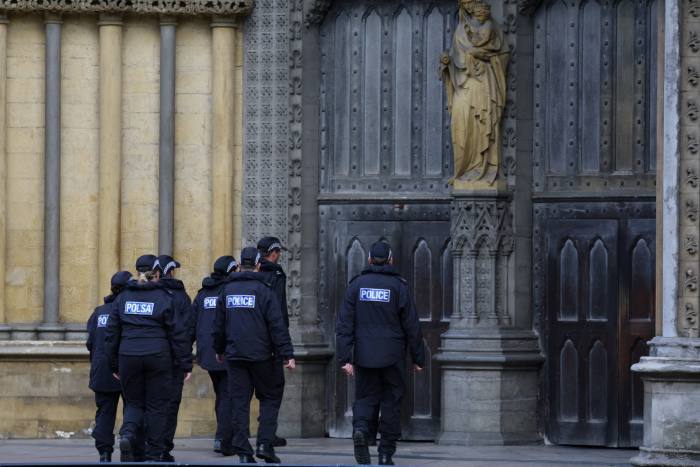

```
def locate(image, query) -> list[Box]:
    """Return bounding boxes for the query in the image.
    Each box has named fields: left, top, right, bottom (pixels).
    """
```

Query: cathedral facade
left=0, top=0, right=698, bottom=465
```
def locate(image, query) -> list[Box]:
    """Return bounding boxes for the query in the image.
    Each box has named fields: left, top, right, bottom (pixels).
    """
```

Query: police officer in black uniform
left=193, top=255, right=239, bottom=455
left=213, top=247, right=295, bottom=464
left=155, top=254, right=194, bottom=461
left=257, top=236, right=290, bottom=448
left=104, top=254, right=193, bottom=462
left=336, top=241, right=426, bottom=466
left=86, top=270, right=132, bottom=462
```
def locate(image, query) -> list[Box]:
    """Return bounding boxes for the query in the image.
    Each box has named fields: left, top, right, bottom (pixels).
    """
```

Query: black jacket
left=104, top=281, right=193, bottom=373
left=86, top=295, right=122, bottom=393
left=259, top=259, right=290, bottom=328
left=336, top=264, right=425, bottom=368
left=160, top=277, right=195, bottom=345
left=213, top=271, right=294, bottom=362
left=193, top=274, right=228, bottom=371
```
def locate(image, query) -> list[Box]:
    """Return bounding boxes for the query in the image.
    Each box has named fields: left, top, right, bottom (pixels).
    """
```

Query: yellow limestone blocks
left=5, top=15, right=44, bottom=324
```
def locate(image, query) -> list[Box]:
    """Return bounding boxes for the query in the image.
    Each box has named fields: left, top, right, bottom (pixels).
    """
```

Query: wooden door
left=324, top=214, right=451, bottom=440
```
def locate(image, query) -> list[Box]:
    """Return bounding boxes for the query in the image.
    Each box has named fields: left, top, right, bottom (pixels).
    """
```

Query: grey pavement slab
left=0, top=438, right=635, bottom=466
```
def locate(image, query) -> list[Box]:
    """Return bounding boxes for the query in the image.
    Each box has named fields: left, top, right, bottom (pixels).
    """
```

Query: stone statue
left=440, top=0, right=510, bottom=188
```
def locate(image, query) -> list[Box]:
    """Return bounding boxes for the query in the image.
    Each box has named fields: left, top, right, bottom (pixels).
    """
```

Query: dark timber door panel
left=546, top=220, right=619, bottom=446
left=322, top=209, right=452, bottom=440
left=540, top=210, right=656, bottom=448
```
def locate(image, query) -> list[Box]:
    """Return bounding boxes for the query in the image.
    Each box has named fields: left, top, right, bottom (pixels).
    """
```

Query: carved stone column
left=630, top=0, right=700, bottom=464
left=0, top=12, right=8, bottom=339
left=437, top=192, right=543, bottom=445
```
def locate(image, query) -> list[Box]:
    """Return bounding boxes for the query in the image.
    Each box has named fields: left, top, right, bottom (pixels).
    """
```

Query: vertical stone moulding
left=159, top=15, right=177, bottom=256
left=97, top=13, right=123, bottom=301
left=0, top=12, right=7, bottom=339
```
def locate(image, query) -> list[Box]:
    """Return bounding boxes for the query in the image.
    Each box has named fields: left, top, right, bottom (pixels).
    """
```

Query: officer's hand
left=284, top=359, right=296, bottom=370
left=184, top=372, right=192, bottom=382
left=112, top=373, right=120, bottom=381
left=414, top=365, right=423, bottom=372
left=342, top=363, right=354, bottom=377
left=215, top=354, right=224, bottom=364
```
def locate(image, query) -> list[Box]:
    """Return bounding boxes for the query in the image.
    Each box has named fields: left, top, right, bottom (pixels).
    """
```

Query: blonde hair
left=137, top=270, right=157, bottom=284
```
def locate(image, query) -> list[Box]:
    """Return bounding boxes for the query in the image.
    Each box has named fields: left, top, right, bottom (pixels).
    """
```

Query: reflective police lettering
left=359, top=288, right=391, bottom=303
left=226, top=294, right=256, bottom=308
left=97, top=314, right=109, bottom=327
left=124, top=301, right=155, bottom=315
left=203, top=297, right=217, bottom=309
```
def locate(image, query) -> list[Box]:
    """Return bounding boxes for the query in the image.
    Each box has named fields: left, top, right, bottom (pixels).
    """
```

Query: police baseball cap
left=111, top=270, right=133, bottom=288
left=257, top=236, right=288, bottom=254
left=135, top=254, right=158, bottom=272
left=156, top=255, right=181, bottom=276
left=369, top=241, right=393, bottom=261
left=240, top=247, right=261, bottom=267
left=213, top=255, right=238, bottom=275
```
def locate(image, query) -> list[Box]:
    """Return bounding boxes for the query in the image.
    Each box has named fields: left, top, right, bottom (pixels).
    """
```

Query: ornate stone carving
left=684, top=303, right=699, bottom=337
left=686, top=235, right=698, bottom=255
left=687, top=199, right=698, bottom=222
left=688, top=133, right=699, bottom=154
left=451, top=196, right=513, bottom=327
left=689, top=65, right=700, bottom=87
left=688, top=100, right=699, bottom=121
left=689, top=30, right=700, bottom=53
left=687, top=167, right=699, bottom=188
left=304, top=0, right=331, bottom=27
left=440, top=0, right=510, bottom=189
left=0, top=0, right=253, bottom=15
left=691, top=0, right=700, bottom=17
left=685, top=268, right=698, bottom=292
left=517, top=0, right=542, bottom=15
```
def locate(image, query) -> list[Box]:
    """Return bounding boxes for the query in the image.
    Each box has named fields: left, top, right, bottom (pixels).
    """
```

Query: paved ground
left=0, top=438, right=636, bottom=466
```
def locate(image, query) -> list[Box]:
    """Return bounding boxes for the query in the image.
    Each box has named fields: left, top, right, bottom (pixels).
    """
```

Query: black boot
left=352, top=431, right=371, bottom=465
left=118, top=437, right=134, bottom=463
left=378, top=454, right=395, bottom=465
left=272, top=435, right=287, bottom=447
left=98, top=452, right=111, bottom=463
left=255, top=444, right=281, bottom=464
left=214, top=439, right=223, bottom=453
left=239, top=454, right=257, bottom=464
left=161, top=452, right=175, bottom=462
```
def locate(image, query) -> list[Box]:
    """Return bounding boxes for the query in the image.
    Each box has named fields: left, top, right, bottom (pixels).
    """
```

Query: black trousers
left=164, top=367, right=185, bottom=453
left=119, top=353, right=173, bottom=460
left=208, top=370, right=238, bottom=444
left=227, top=358, right=284, bottom=456
left=352, top=363, right=405, bottom=456
left=93, top=391, right=122, bottom=453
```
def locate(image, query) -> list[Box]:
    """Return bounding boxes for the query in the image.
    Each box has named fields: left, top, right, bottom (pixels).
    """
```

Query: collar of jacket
left=126, top=280, right=165, bottom=291
left=259, top=258, right=285, bottom=275
left=228, top=271, right=267, bottom=283
left=362, top=264, right=400, bottom=276
left=160, top=277, right=185, bottom=290
left=103, top=293, right=117, bottom=304
left=201, top=274, right=228, bottom=289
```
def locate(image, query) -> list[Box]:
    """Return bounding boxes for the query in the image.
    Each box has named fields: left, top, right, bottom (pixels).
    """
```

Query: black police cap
left=156, top=255, right=181, bottom=276
left=369, top=241, right=392, bottom=261
left=135, top=254, right=158, bottom=272
left=257, top=236, right=288, bottom=254
left=240, top=247, right=261, bottom=267
left=111, top=270, right=133, bottom=288
left=213, top=255, right=238, bottom=274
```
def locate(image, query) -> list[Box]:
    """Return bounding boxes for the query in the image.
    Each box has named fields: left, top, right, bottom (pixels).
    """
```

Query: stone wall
left=0, top=342, right=259, bottom=439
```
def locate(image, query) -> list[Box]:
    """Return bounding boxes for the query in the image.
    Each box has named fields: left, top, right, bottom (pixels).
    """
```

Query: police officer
left=257, top=236, right=290, bottom=447
left=155, top=254, right=194, bottom=461
left=104, top=254, right=193, bottom=462
left=336, top=241, right=426, bottom=466
left=193, top=255, right=239, bottom=455
left=213, top=247, right=295, bottom=464
left=86, top=270, right=132, bottom=462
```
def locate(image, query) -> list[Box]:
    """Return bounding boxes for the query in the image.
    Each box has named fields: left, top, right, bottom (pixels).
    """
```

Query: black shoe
left=271, top=435, right=287, bottom=447
left=368, top=436, right=377, bottom=447
left=99, top=452, right=111, bottom=463
left=161, top=453, right=175, bottom=462
left=119, top=437, right=134, bottom=462
left=219, top=443, right=236, bottom=457
left=352, top=431, right=371, bottom=465
left=255, top=444, right=281, bottom=464
left=239, top=454, right=257, bottom=464
left=214, top=439, right=223, bottom=453
left=378, top=454, right=395, bottom=465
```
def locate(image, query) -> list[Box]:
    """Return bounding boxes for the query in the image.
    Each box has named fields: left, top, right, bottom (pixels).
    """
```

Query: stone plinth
left=437, top=191, right=543, bottom=446
left=631, top=337, right=700, bottom=466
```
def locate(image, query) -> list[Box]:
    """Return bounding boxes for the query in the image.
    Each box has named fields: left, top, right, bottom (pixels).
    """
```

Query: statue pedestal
left=436, top=191, right=544, bottom=446
left=630, top=337, right=700, bottom=466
